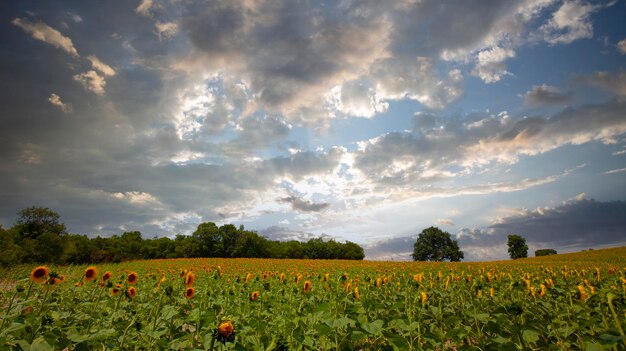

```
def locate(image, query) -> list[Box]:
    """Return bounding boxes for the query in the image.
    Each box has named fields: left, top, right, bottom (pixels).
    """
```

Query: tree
left=412, top=226, right=464, bottom=262
left=507, top=234, right=528, bottom=259
left=15, top=206, right=67, bottom=240
left=13, top=207, right=67, bottom=263
left=535, top=248, right=557, bottom=257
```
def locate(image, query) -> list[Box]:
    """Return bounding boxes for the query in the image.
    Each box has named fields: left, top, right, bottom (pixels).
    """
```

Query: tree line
left=0, top=207, right=364, bottom=266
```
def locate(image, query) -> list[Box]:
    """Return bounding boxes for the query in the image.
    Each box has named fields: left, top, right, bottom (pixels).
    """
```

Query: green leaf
left=361, top=319, right=384, bottom=335
left=16, top=337, right=54, bottom=351
left=598, top=334, right=625, bottom=344
left=474, top=313, right=490, bottom=323
left=522, top=329, right=540, bottom=344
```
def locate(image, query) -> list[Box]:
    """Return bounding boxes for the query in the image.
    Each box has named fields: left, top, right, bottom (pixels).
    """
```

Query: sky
left=1, top=0, right=625, bottom=261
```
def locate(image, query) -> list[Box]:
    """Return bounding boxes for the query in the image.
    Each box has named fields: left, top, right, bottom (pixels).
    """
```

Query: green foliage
left=535, top=248, right=557, bottom=256
left=1, top=247, right=625, bottom=350
left=412, top=226, right=464, bottom=262
left=507, top=234, right=528, bottom=259
left=1, top=207, right=365, bottom=266
left=15, top=206, right=66, bottom=240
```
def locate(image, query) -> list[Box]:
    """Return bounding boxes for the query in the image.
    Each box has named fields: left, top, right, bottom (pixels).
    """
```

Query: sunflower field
left=1, top=247, right=625, bottom=350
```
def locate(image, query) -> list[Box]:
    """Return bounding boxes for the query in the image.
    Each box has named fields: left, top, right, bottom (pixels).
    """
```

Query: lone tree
left=412, top=226, right=464, bottom=262
left=507, top=234, right=528, bottom=259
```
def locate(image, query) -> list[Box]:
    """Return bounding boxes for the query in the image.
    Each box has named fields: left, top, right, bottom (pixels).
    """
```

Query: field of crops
left=1, top=247, right=625, bottom=351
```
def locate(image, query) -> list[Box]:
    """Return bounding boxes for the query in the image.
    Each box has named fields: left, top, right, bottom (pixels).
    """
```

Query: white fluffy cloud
left=618, top=38, right=626, bottom=54
left=48, top=93, right=73, bottom=113
left=538, top=0, right=598, bottom=45
left=473, top=46, right=516, bottom=83
left=73, top=70, right=107, bottom=95
left=87, top=55, right=116, bottom=76
left=12, top=18, right=79, bottom=57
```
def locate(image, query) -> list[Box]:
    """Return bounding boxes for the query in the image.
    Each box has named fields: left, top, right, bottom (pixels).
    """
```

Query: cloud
left=473, top=46, right=516, bottom=83
left=179, top=0, right=392, bottom=123
left=604, top=167, right=626, bottom=175
left=258, top=226, right=320, bottom=242
left=363, top=235, right=415, bottom=261
left=135, top=0, right=154, bottom=17
left=278, top=195, right=330, bottom=212
left=48, top=93, right=73, bottom=113
left=436, top=218, right=455, bottom=226
left=12, top=18, right=79, bottom=57
left=523, top=84, right=572, bottom=106
left=578, top=70, right=626, bottom=96
left=155, top=21, right=179, bottom=40
left=86, top=55, right=116, bottom=76
left=618, top=38, right=626, bottom=54
left=451, top=196, right=626, bottom=261
left=73, top=70, right=106, bottom=95
left=110, top=191, right=161, bottom=205
left=370, top=57, right=464, bottom=109
left=487, top=197, right=626, bottom=250
left=354, top=95, right=626, bottom=186
left=538, top=0, right=598, bottom=45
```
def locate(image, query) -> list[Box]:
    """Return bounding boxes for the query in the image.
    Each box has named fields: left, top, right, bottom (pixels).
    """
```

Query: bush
left=535, top=249, right=557, bottom=256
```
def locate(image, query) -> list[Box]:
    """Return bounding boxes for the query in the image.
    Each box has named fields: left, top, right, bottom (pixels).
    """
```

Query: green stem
left=86, top=286, right=106, bottom=333
left=607, top=293, right=626, bottom=348
left=209, top=334, right=216, bottom=351
left=0, top=288, right=19, bottom=335
left=152, top=292, right=165, bottom=331
left=119, top=318, right=136, bottom=349
left=24, top=280, right=35, bottom=300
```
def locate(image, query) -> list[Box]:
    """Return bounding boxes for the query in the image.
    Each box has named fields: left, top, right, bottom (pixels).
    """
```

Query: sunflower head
left=215, top=320, right=235, bottom=344
left=249, top=291, right=260, bottom=302
left=127, top=272, right=139, bottom=285
left=303, top=280, right=312, bottom=293
left=420, top=291, right=428, bottom=305
left=127, top=286, right=138, bottom=299
left=112, top=284, right=122, bottom=296
left=185, top=287, right=195, bottom=299
left=185, top=271, right=196, bottom=287
left=30, top=266, right=49, bottom=284
left=84, top=266, right=98, bottom=282
left=102, top=271, right=112, bottom=282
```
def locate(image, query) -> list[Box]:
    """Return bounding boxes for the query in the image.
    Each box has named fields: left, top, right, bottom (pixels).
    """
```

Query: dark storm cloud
left=277, top=196, right=330, bottom=213
left=257, top=226, right=321, bottom=242
left=523, top=84, right=573, bottom=106
left=364, top=197, right=626, bottom=261
left=456, top=197, right=626, bottom=261
left=363, top=235, right=416, bottom=261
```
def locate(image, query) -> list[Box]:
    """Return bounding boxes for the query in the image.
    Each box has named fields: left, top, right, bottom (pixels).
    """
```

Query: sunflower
left=249, top=291, right=260, bottom=301
left=48, top=277, right=61, bottom=285
left=127, top=286, right=138, bottom=299
left=215, top=320, right=235, bottom=344
left=101, top=271, right=112, bottom=282
left=218, top=320, right=234, bottom=338
left=185, top=287, right=195, bottom=299
left=127, top=272, right=139, bottom=285
left=303, top=280, right=312, bottom=293
left=156, top=275, right=166, bottom=288
left=112, top=284, right=122, bottom=296
left=185, top=271, right=196, bottom=287
left=420, top=291, right=428, bottom=304
left=353, top=287, right=360, bottom=300
left=245, top=273, right=254, bottom=284
left=84, top=266, right=98, bottom=282
left=30, top=266, right=49, bottom=284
